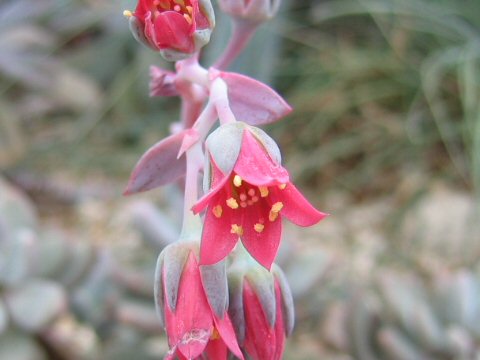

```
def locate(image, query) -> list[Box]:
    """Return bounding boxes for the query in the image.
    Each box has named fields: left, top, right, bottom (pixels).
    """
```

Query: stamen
left=269, top=211, right=279, bottom=222
left=159, top=0, right=171, bottom=10
left=226, top=198, right=239, bottom=209
left=271, top=202, right=284, bottom=213
left=183, top=14, right=193, bottom=24
left=174, top=0, right=185, bottom=5
left=211, top=328, right=220, bottom=340
left=186, top=6, right=193, bottom=14
left=248, top=188, right=255, bottom=197
left=259, top=186, right=269, bottom=198
left=239, top=193, right=247, bottom=201
left=231, top=224, right=244, bottom=236
left=233, top=175, right=243, bottom=187
left=278, top=183, right=287, bottom=190
left=240, top=202, right=247, bottom=208
left=123, top=10, right=133, bottom=18
left=252, top=196, right=259, bottom=203
left=212, top=205, right=223, bottom=218
left=269, top=202, right=284, bottom=222
left=254, top=223, right=265, bottom=233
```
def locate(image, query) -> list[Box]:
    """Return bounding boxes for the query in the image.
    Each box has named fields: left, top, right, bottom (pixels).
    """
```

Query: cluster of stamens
left=212, top=175, right=287, bottom=236
left=124, top=0, right=194, bottom=25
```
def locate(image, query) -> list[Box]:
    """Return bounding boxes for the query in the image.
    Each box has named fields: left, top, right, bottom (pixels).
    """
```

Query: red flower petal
left=241, top=200, right=282, bottom=270
left=214, top=314, right=245, bottom=359
left=153, top=11, right=194, bottom=52
left=234, top=131, right=289, bottom=187
left=271, top=183, right=328, bottom=227
left=199, top=199, right=240, bottom=265
left=192, top=160, right=230, bottom=214
left=243, top=280, right=276, bottom=360
left=203, top=337, right=228, bottom=360
left=164, top=252, right=213, bottom=358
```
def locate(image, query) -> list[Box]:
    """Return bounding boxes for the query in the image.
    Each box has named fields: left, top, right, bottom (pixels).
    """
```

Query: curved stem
left=179, top=142, right=203, bottom=241
left=214, top=19, right=260, bottom=70
left=210, top=78, right=236, bottom=125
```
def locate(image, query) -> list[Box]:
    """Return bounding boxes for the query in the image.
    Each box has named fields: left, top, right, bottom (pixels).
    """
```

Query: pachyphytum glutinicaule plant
left=122, top=0, right=328, bottom=359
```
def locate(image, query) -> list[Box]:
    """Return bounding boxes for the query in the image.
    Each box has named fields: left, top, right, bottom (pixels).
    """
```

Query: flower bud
left=154, top=241, right=244, bottom=359
left=125, top=0, right=215, bottom=61
left=218, top=0, right=281, bottom=23
left=228, top=257, right=294, bottom=360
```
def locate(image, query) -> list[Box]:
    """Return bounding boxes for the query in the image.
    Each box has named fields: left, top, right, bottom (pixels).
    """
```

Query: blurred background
left=0, top=0, right=479, bottom=359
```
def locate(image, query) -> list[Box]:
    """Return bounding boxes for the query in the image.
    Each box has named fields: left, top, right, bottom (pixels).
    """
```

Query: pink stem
left=214, top=19, right=260, bottom=70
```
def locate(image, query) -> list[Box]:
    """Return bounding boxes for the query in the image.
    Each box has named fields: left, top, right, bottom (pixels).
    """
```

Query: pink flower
left=228, top=261, right=294, bottom=360
left=156, top=243, right=244, bottom=359
left=192, top=124, right=327, bottom=269
left=126, top=0, right=215, bottom=60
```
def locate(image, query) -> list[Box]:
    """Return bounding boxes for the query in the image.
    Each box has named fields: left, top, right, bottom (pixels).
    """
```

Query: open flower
left=125, top=0, right=215, bottom=61
left=192, top=123, right=327, bottom=269
left=156, top=242, right=244, bottom=359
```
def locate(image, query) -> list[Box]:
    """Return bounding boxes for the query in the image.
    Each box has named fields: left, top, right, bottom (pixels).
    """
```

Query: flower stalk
left=123, top=0, right=327, bottom=358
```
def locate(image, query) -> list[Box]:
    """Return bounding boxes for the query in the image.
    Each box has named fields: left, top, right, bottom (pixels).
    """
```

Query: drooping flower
left=125, top=0, right=215, bottom=61
left=228, top=254, right=294, bottom=360
left=155, top=242, right=244, bottom=360
left=192, top=123, right=327, bottom=269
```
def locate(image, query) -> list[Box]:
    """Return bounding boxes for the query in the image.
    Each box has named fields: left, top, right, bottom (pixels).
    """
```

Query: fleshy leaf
left=124, top=131, right=187, bottom=195
left=220, top=71, right=292, bottom=125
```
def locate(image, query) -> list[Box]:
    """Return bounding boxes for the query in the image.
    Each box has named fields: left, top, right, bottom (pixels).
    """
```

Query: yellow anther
left=212, top=205, right=223, bottom=218
left=226, top=198, right=239, bottom=209
left=211, top=328, right=220, bottom=340
left=159, top=0, right=171, bottom=9
left=183, top=14, right=193, bottom=24
left=123, top=10, right=133, bottom=18
left=259, top=186, right=269, bottom=198
left=271, top=202, right=284, bottom=213
left=186, top=5, right=193, bottom=14
left=174, top=0, right=185, bottom=5
left=233, top=175, right=243, bottom=187
left=231, top=224, right=244, bottom=236
left=278, top=183, right=287, bottom=190
left=269, top=211, right=279, bottom=222
left=254, top=223, right=265, bottom=233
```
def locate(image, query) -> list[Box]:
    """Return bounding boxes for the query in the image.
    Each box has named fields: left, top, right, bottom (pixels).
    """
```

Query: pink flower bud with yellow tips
left=125, top=0, right=215, bottom=61
left=192, top=123, right=328, bottom=270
